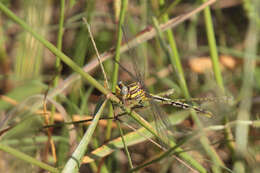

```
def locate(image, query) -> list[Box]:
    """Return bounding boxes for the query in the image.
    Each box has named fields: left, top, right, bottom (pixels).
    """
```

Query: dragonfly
left=112, top=70, right=213, bottom=148
left=0, top=33, right=222, bottom=173
left=41, top=31, right=214, bottom=147
left=40, top=79, right=213, bottom=132
left=98, top=36, right=214, bottom=150
left=115, top=81, right=212, bottom=117
left=0, top=27, right=214, bottom=154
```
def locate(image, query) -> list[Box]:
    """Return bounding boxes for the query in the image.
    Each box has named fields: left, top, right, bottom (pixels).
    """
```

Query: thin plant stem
left=0, top=2, right=117, bottom=102
left=122, top=106, right=207, bottom=173
left=111, top=0, right=128, bottom=92
left=0, top=143, right=59, bottom=173
left=129, top=130, right=206, bottom=173
left=158, top=0, right=182, bottom=19
left=158, top=0, right=191, bottom=98
left=49, top=0, right=65, bottom=164
left=53, top=0, right=65, bottom=91
left=62, top=100, right=108, bottom=173
left=234, top=0, right=259, bottom=172
left=191, top=111, right=224, bottom=173
left=83, top=18, right=109, bottom=88
left=201, top=0, right=224, bottom=92
left=106, top=0, right=128, bottom=140
left=116, top=120, right=134, bottom=169
left=201, top=2, right=235, bottom=171
left=11, top=0, right=216, bottom=106
left=154, top=2, right=224, bottom=172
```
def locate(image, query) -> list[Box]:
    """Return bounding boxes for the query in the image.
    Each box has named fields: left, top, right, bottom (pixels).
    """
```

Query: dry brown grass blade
left=42, top=98, right=57, bottom=163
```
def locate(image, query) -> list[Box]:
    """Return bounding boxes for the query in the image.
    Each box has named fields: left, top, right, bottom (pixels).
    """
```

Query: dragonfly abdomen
left=150, top=94, right=212, bottom=116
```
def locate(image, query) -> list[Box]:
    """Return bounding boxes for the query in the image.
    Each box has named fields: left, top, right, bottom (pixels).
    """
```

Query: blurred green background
left=0, top=0, right=260, bottom=173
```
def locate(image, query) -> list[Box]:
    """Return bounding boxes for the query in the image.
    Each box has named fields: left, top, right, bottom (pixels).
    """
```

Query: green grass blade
left=116, top=120, right=133, bottom=169
left=234, top=0, right=259, bottom=172
left=106, top=0, right=128, bottom=141
left=0, top=2, right=116, bottom=102
left=124, top=109, right=208, bottom=172
left=82, top=111, right=209, bottom=172
left=111, top=0, right=128, bottom=92
left=201, top=0, right=224, bottom=92
left=62, top=99, right=107, bottom=173
left=0, top=143, right=59, bottom=173
left=83, top=111, right=190, bottom=164
left=158, top=0, right=190, bottom=99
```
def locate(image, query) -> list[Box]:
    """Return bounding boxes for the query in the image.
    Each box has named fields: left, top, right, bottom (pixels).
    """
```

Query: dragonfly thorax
left=116, top=81, right=147, bottom=104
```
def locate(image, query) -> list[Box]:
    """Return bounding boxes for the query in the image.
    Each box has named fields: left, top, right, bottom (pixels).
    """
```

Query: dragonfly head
left=116, top=81, right=128, bottom=98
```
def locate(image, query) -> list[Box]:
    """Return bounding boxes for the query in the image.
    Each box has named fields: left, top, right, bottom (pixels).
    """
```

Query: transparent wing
left=121, top=26, right=173, bottom=148
left=148, top=99, right=173, bottom=149
left=121, top=26, right=145, bottom=85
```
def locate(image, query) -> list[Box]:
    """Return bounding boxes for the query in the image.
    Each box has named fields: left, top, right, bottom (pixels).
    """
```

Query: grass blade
left=62, top=99, right=107, bottom=173
left=0, top=143, right=59, bottom=173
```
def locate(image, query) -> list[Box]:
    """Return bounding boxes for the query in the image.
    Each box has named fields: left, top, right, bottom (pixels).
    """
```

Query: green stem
left=123, top=107, right=207, bottom=173
left=51, top=0, right=65, bottom=121
left=117, top=121, right=133, bottom=169
left=106, top=0, right=128, bottom=139
left=234, top=0, right=259, bottom=172
left=159, top=0, right=190, bottom=99
left=201, top=0, right=224, bottom=92
left=54, top=0, right=65, bottom=88
left=62, top=100, right=108, bottom=173
left=0, top=2, right=118, bottom=103
left=111, top=0, right=128, bottom=92
left=0, top=143, right=59, bottom=173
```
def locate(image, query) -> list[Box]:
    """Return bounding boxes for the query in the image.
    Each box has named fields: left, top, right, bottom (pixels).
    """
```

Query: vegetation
left=0, top=0, right=259, bottom=172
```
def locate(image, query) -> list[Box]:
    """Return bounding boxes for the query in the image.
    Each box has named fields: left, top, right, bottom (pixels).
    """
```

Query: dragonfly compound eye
left=117, top=81, right=124, bottom=90
left=120, top=85, right=128, bottom=96
left=118, top=81, right=123, bottom=86
left=116, top=81, right=128, bottom=97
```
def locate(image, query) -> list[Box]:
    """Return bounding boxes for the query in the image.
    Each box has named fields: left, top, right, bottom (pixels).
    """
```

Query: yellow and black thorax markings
left=127, top=82, right=147, bottom=101
left=115, top=82, right=147, bottom=102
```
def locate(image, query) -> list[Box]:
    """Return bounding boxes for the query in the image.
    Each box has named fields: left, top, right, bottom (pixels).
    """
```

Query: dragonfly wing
left=149, top=99, right=172, bottom=149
